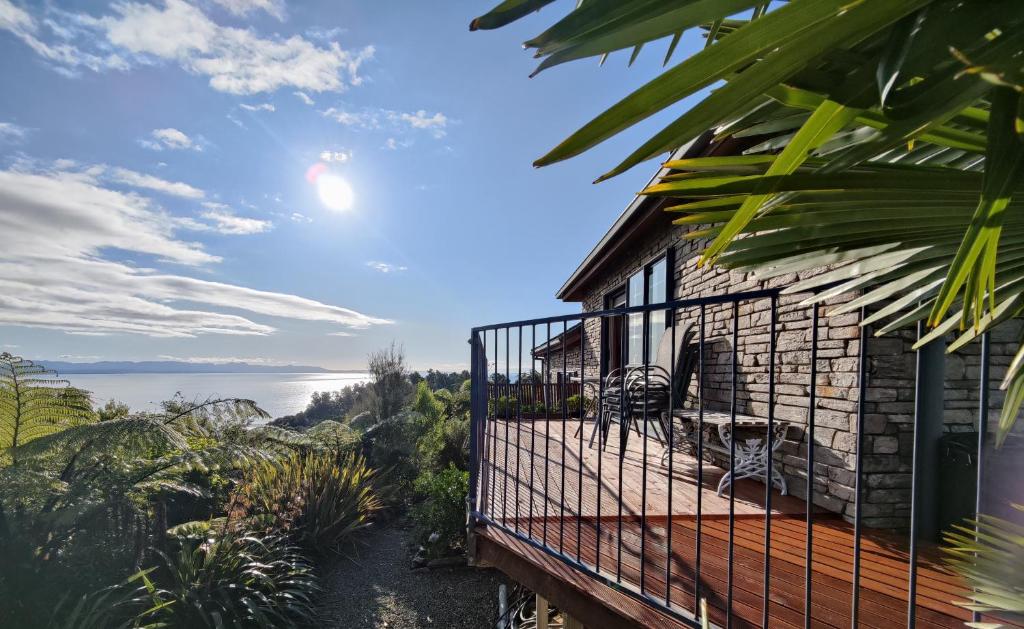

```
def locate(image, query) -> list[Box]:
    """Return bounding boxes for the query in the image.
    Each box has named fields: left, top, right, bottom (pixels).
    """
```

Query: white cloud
left=382, top=137, right=411, bottom=151
left=100, top=0, right=374, bottom=94
left=210, top=0, right=286, bottom=21
left=0, top=0, right=129, bottom=75
left=289, top=212, right=312, bottom=223
left=108, top=166, right=205, bottom=199
left=319, top=149, right=351, bottom=163
left=398, top=110, right=448, bottom=137
left=226, top=113, right=246, bottom=128
left=366, top=261, right=407, bottom=274
left=293, top=90, right=314, bottom=106
left=320, top=107, right=379, bottom=128
left=58, top=354, right=102, bottom=362
left=327, top=331, right=354, bottom=337
left=0, top=162, right=390, bottom=338
left=321, top=106, right=450, bottom=140
left=139, top=127, right=202, bottom=151
left=1, top=0, right=373, bottom=95
left=239, top=102, right=274, bottom=112
left=306, top=26, right=345, bottom=42
left=198, top=207, right=273, bottom=235
left=0, top=121, right=28, bottom=142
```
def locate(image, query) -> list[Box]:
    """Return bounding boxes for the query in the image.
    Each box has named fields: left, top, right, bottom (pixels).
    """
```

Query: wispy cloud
left=198, top=205, right=273, bottom=235
left=0, top=0, right=129, bottom=75
left=108, top=166, right=205, bottom=199
left=139, top=127, right=203, bottom=151
left=240, top=102, right=274, bottom=112
left=0, top=0, right=373, bottom=95
left=0, top=161, right=391, bottom=338
left=398, top=110, right=448, bottom=137
left=321, top=106, right=450, bottom=139
left=319, top=149, right=351, bottom=163
left=290, top=212, right=313, bottom=223
left=293, top=91, right=314, bottom=106
left=382, top=137, right=412, bottom=151
left=0, top=121, right=28, bottom=143
left=327, top=331, right=355, bottom=337
left=210, top=0, right=286, bottom=21
left=366, top=261, right=407, bottom=274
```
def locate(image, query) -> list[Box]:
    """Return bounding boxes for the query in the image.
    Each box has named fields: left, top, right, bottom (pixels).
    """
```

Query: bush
left=235, top=451, right=385, bottom=555
left=488, top=395, right=518, bottom=417
left=60, top=531, right=319, bottom=629
left=361, top=410, right=427, bottom=490
left=411, top=464, right=469, bottom=557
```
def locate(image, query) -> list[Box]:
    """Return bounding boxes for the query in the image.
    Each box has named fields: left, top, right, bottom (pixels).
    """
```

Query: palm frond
left=942, top=505, right=1024, bottom=622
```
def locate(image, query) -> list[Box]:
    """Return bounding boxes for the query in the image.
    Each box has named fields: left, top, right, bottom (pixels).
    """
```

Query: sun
left=316, top=173, right=354, bottom=212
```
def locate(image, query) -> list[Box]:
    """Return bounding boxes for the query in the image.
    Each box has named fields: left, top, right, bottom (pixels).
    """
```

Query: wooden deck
left=475, top=417, right=1008, bottom=629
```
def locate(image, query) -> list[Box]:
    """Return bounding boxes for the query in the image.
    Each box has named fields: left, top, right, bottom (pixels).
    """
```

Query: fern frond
left=0, top=354, right=95, bottom=463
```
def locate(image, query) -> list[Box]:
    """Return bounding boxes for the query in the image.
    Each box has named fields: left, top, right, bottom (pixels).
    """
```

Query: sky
left=0, top=0, right=704, bottom=371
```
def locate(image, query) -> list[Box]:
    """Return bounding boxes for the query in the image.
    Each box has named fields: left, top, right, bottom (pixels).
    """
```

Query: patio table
left=663, top=409, right=789, bottom=496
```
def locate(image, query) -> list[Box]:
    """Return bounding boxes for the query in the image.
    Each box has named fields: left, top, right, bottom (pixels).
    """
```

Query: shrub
left=235, top=451, right=384, bottom=555
left=411, top=464, right=469, bottom=557
left=488, top=395, right=518, bottom=417
left=417, top=413, right=469, bottom=473
left=566, top=394, right=596, bottom=416
left=361, top=410, right=427, bottom=490
left=60, top=531, right=319, bottom=629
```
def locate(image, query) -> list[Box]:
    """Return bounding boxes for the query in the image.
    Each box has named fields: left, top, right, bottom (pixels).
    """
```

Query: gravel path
left=317, top=524, right=509, bottom=628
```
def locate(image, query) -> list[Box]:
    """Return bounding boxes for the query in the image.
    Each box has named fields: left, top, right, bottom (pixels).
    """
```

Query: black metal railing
left=467, top=288, right=998, bottom=629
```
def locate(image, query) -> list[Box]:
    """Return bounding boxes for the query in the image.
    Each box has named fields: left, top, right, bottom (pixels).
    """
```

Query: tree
left=367, top=342, right=412, bottom=422
left=470, top=0, right=1024, bottom=444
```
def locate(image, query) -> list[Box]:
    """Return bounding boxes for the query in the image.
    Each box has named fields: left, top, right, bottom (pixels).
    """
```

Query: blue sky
left=0, top=0, right=703, bottom=370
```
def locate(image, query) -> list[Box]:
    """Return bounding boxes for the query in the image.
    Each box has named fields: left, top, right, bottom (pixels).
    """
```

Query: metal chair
left=594, top=321, right=699, bottom=453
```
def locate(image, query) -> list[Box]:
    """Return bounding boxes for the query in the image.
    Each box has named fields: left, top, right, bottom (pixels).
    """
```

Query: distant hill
left=42, top=360, right=348, bottom=374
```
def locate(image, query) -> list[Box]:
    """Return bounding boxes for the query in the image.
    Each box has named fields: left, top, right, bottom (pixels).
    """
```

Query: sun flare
left=316, top=173, right=354, bottom=212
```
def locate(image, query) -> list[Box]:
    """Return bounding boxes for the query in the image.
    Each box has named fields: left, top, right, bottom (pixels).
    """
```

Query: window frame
left=600, top=246, right=674, bottom=369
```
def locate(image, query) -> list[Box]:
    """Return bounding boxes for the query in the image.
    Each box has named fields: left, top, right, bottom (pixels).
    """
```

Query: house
left=467, top=135, right=1015, bottom=628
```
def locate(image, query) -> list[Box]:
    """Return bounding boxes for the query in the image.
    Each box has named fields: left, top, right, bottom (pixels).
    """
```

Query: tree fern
left=0, top=353, right=94, bottom=464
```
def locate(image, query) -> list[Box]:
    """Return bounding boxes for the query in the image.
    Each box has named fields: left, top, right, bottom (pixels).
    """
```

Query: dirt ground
left=317, top=524, right=510, bottom=628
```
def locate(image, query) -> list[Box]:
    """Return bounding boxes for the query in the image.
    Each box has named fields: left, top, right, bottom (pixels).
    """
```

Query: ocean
left=64, top=372, right=371, bottom=420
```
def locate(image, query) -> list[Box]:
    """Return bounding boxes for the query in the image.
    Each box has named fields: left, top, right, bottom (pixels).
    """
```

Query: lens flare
left=316, top=173, right=354, bottom=212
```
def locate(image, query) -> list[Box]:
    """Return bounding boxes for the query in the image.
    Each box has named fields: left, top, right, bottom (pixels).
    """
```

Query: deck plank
left=475, top=417, right=1013, bottom=629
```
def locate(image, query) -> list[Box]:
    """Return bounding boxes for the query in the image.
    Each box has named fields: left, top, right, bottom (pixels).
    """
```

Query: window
left=625, top=254, right=669, bottom=366
left=627, top=273, right=644, bottom=365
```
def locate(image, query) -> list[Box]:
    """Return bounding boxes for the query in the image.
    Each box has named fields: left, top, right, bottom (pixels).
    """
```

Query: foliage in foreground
left=473, top=3, right=1024, bottom=617
left=943, top=505, right=1024, bottom=627
left=0, top=353, right=93, bottom=464
left=58, top=531, right=319, bottom=629
left=470, top=0, right=1024, bottom=442
left=235, top=451, right=385, bottom=555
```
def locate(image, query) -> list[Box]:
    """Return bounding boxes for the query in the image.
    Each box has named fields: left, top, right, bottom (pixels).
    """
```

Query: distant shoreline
left=42, top=360, right=363, bottom=375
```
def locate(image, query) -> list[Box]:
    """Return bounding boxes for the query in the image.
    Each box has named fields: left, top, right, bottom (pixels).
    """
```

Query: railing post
left=907, top=322, right=945, bottom=626
left=467, top=331, right=485, bottom=564
left=469, top=331, right=487, bottom=521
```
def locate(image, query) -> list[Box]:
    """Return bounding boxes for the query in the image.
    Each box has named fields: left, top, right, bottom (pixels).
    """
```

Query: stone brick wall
left=538, top=217, right=1018, bottom=530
